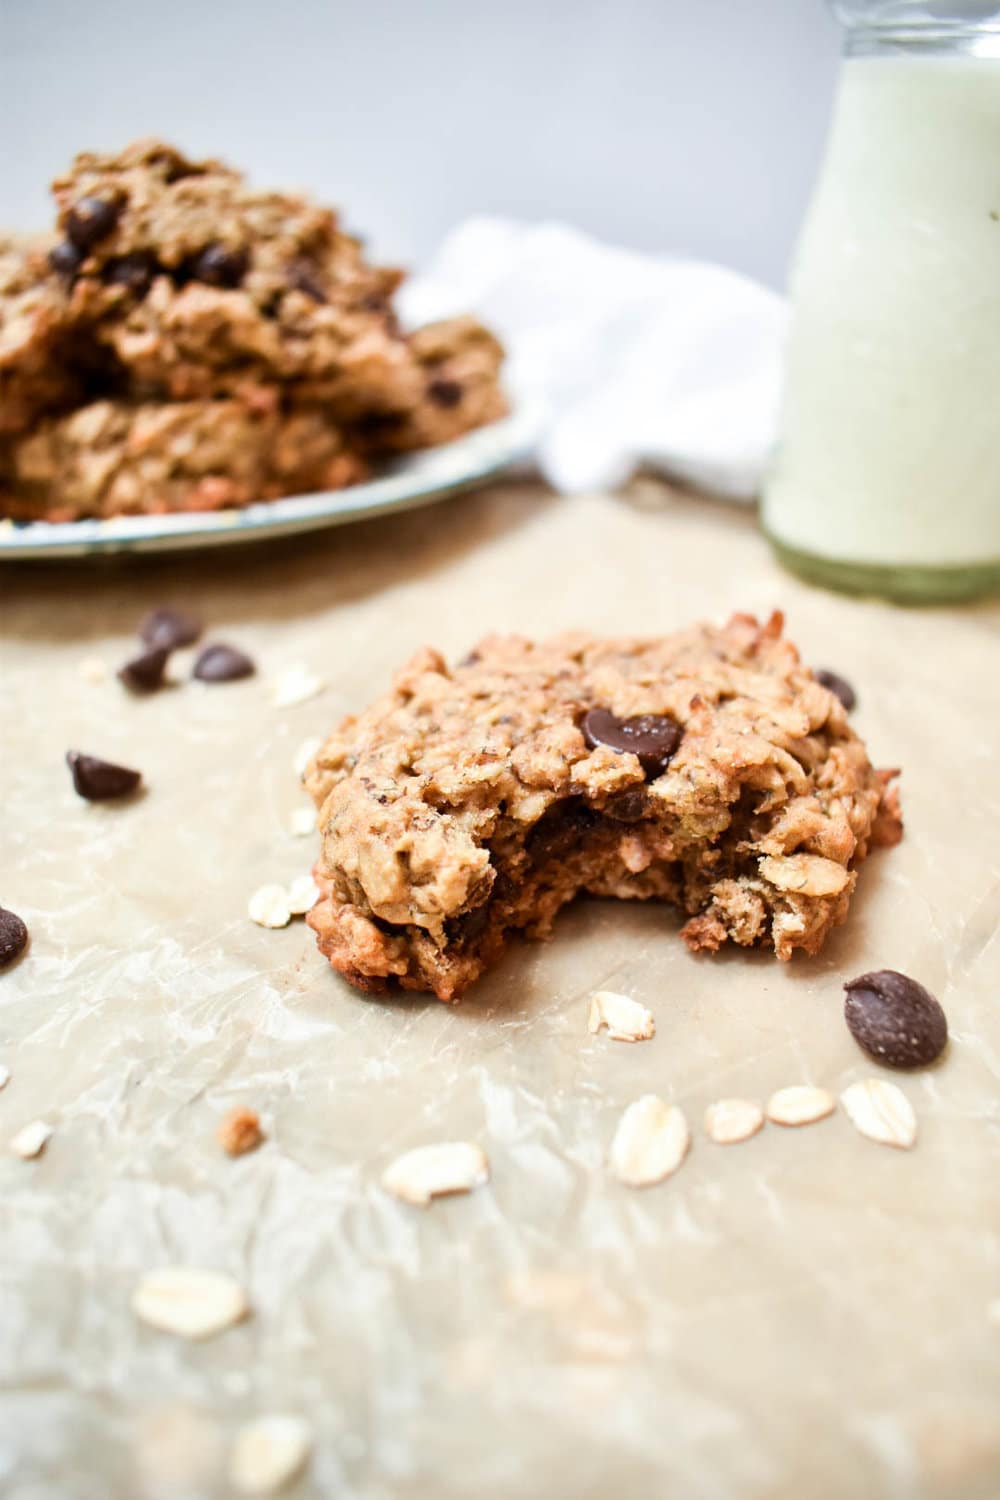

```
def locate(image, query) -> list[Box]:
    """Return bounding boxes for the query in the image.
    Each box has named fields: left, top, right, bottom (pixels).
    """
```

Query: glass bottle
left=762, top=2, right=1000, bottom=603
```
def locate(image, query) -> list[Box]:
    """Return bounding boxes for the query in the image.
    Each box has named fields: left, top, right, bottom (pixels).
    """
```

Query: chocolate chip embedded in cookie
left=303, top=613, right=903, bottom=1001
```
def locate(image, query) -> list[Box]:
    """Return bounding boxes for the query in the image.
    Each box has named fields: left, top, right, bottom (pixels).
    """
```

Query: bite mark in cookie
left=303, top=613, right=903, bottom=1001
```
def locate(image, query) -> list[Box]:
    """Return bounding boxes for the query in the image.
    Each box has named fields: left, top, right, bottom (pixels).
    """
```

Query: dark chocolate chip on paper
left=844, top=968, right=948, bottom=1068
left=582, top=708, right=682, bottom=777
left=0, top=907, right=29, bottom=969
left=140, top=606, right=202, bottom=651
left=815, top=668, right=857, bottom=712
left=118, top=645, right=171, bottom=693
left=193, top=643, right=255, bottom=682
left=66, top=751, right=142, bottom=802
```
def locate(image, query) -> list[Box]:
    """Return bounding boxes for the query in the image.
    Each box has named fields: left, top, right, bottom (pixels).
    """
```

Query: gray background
left=1, top=0, right=840, bottom=290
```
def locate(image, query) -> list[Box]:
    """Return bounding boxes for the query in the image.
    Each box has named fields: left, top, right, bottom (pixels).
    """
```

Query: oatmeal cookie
left=304, top=613, right=902, bottom=1001
left=0, top=236, right=81, bottom=435
left=0, top=395, right=366, bottom=520
left=48, top=139, right=421, bottom=413
left=352, top=316, right=508, bottom=453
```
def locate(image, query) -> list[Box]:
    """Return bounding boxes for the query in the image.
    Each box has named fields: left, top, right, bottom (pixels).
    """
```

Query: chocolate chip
left=0, top=907, right=29, bottom=969
left=446, top=904, right=491, bottom=946
left=582, top=708, right=682, bottom=777
left=527, top=799, right=599, bottom=864
left=815, top=668, right=857, bottom=712
left=190, top=243, right=248, bottom=288
left=103, top=252, right=158, bottom=297
left=192, top=643, right=255, bottom=682
left=48, top=241, right=83, bottom=279
left=118, top=644, right=171, bottom=693
left=140, top=606, right=202, bottom=651
left=66, top=196, right=122, bottom=251
left=287, top=259, right=328, bottom=303
left=844, top=969, right=948, bottom=1068
left=66, top=750, right=142, bottom=801
left=605, top=787, right=648, bottom=823
left=428, top=378, right=463, bottom=409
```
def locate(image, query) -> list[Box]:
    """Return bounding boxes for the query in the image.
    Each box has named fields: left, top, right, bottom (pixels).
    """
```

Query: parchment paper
left=1, top=481, right=998, bottom=1500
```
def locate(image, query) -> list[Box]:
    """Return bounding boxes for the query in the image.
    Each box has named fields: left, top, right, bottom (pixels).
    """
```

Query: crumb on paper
left=218, top=1107, right=265, bottom=1157
left=292, top=736, right=323, bottom=778
left=610, top=1096, right=689, bottom=1187
left=273, top=665, right=326, bottom=709
left=10, top=1119, right=52, bottom=1159
left=289, top=806, right=316, bottom=838
left=587, top=990, right=655, bottom=1042
left=765, top=1085, right=836, bottom=1127
left=132, top=1266, right=249, bottom=1340
left=840, top=1078, right=917, bottom=1149
left=248, top=884, right=292, bottom=929
left=382, top=1141, right=490, bottom=1206
left=703, top=1097, right=764, bottom=1145
left=228, top=1414, right=313, bottom=1495
left=78, top=655, right=108, bottom=683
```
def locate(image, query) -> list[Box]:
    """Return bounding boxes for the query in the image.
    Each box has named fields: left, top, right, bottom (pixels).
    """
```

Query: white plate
left=0, top=402, right=541, bottom=559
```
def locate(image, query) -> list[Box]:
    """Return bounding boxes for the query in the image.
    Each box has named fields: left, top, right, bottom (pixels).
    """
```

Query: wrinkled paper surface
left=1, top=483, right=998, bottom=1500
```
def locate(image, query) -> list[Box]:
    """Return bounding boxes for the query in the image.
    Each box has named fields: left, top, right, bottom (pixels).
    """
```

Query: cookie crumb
left=288, top=806, right=315, bottom=838
left=840, top=1078, right=917, bottom=1149
left=287, top=875, right=321, bottom=916
left=248, top=884, right=292, bottom=929
left=704, top=1097, right=764, bottom=1144
left=273, top=664, right=326, bottom=708
left=10, top=1119, right=52, bottom=1159
left=587, top=990, right=655, bottom=1042
left=610, top=1096, right=689, bottom=1187
left=218, top=1107, right=265, bottom=1157
left=228, top=1415, right=313, bottom=1495
left=132, top=1266, right=249, bottom=1339
left=382, top=1141, right=489, bottom=1206
left=292, top=736, right=322, bottom=778
left=765, top=1085, right=836, bottom=1127
left=78, top=655, right=108, bottom=683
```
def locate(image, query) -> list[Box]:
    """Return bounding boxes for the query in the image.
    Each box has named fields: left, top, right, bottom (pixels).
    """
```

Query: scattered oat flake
left=286, top=875, right=321, bottom=916
left=288, top=806, right=316, bottom=838
left=0, top=1063, right=10, bottom=1090
left=10, top=1119, right=52, bottom=1159
left=766, top=1085, right=836, bottom=1127
left=292, top=735, right=322, bottom=778
left=248, top=884, right=292, bottom=929
left=704, top=1097, right=764, bottom=1145
left=840, top=1078, right=917, bottom=1149
left=132, top=1267, right=249, bottom=1340
left=610, top=1096, right=689, bottom=1187
left=382, top=1141, right=490, bottom=1206
left=273, top=665, right=326, bottom=708
left=588, top=990, right=655, bottom=1042
left=228, top=1415, right=313, bottom=1495
left=218, top=1107, right=265, bottom=1158
left=78, top=655, right=108, bottom=683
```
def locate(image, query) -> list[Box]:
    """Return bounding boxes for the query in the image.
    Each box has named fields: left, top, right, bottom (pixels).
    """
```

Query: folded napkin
left=398, top=218, right=787, bottom=501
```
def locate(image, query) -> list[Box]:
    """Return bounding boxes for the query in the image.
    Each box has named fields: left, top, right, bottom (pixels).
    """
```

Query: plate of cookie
left=0, top=138, right=537, bottom=558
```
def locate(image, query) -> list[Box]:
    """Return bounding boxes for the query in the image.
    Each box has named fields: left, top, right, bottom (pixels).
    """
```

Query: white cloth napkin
left=398, top=217, right=787, bottom=500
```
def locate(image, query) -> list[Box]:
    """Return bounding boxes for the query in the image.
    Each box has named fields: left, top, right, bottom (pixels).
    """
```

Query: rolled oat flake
left=844, top=968, right=948, bottom=1068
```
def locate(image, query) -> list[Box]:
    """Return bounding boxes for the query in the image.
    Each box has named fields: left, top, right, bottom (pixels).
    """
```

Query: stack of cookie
left=0, top=140, right=506, bottom=521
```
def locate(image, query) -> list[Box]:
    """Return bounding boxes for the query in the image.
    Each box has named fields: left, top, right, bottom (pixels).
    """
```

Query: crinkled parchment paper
left=1, top=483, right=998, bottom=1500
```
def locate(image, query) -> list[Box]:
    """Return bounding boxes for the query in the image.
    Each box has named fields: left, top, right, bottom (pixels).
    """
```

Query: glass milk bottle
left=762, top=3, right=1000, bottom=602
